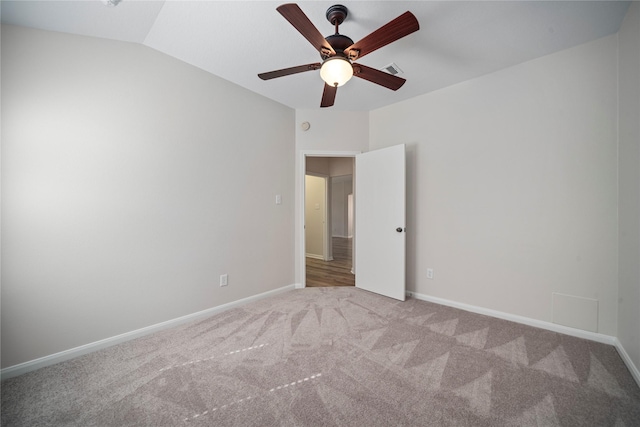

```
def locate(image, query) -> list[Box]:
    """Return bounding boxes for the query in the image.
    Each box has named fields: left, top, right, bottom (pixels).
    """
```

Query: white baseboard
left=407, top=291, right=616, bottom=345
left=7, top=286, right=637, bottom=390
left=613, top=337, right=640, bottom=388
left=305, top=254, right=332, bottom=261
left=1, top=284, right=297, bottom=381
left=407, top=290, right=640, bottom=388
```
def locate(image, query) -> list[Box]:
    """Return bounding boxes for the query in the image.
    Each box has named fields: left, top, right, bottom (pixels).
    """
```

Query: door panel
left=355, top=144, right=406, bottom=301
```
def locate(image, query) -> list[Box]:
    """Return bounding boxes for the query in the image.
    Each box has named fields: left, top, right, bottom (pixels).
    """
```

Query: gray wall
left=370, top=34, right=619, bottom=336
left=617, top=1, right=640, bottom=374
left=1, top=25, right=295, bottom=368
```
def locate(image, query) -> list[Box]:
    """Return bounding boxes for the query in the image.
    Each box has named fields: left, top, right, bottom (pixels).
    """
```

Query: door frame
left=298, top=150, right=360, bottom=288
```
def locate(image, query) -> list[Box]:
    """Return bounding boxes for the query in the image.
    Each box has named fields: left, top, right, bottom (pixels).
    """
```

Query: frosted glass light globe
left=320, top=57, right=353, bottom=87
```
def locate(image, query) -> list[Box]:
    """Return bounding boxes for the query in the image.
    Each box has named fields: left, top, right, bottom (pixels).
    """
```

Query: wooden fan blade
left=353, top=63, right=406, bottom=91
left=321, top=83, right=337, bottom=108
left=258, top=63, right=321, bottom=80
left=277, top=4, right=335, bottom=56
left=345, top=11, right=419, bottom=60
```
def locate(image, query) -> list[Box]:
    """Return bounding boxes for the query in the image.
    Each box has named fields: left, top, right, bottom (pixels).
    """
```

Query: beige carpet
left=2, top=287, right=639, bottom=426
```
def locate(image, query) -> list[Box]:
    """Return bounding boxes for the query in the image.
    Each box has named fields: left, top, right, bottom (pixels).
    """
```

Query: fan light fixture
left=258, top=4, right=419, bottom=107
left=320, top=57, right=353, bottom=87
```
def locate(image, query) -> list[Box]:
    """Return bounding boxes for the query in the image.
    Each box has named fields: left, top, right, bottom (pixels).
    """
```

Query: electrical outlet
left=427, top=268, right=434, bottom=279
left=220, top=274, right=228, bottom=287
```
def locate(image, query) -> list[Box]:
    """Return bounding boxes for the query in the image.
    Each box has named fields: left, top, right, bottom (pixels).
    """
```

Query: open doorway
left=305, top=156, right=355, bottom=287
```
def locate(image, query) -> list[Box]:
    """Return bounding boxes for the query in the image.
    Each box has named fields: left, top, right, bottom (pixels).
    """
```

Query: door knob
left=396, top=227, right=404, bottom=233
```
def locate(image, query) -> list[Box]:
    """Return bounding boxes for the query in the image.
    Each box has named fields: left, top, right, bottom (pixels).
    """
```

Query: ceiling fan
left=258, top=3, right=419, bottom=108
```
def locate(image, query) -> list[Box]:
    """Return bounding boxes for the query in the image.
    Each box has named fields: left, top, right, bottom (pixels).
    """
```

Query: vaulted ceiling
left=1, top=1, right=631, bottom=111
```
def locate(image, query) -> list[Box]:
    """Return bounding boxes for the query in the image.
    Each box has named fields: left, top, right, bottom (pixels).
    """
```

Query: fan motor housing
left=323, top=34, right=354, bottom=59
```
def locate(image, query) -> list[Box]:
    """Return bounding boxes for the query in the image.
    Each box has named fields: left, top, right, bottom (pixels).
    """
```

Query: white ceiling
left=1, top=0, right=631, bottom=111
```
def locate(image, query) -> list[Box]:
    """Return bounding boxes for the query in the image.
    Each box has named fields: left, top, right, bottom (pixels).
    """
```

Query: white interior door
left=355, top=144, right=406, bottom=301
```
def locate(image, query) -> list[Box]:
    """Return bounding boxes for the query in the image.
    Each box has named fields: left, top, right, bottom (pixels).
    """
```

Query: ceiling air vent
left=380, top=62, right=403, bottom=76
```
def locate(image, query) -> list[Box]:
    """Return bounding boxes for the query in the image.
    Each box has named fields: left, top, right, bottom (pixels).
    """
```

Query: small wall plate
left=301, top=121, right=311, bottom=131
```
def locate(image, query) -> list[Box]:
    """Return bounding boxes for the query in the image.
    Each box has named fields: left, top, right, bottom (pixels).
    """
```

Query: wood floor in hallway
left=306, top=237, right=355, bottom=287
